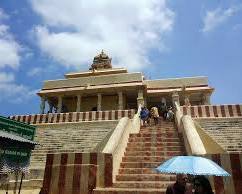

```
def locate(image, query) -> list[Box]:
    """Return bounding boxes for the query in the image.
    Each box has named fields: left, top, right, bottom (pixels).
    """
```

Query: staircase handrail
left=174, top=101, right=183, bottom=133
left=174, top=102, right=206, bottom=155
left=102, top=105, right=142, bottom=182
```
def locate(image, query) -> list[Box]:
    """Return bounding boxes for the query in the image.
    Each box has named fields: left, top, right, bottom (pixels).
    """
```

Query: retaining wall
left=9, top=109, right=135, bottom=124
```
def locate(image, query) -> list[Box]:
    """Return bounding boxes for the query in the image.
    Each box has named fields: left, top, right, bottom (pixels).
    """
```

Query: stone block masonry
left=204, top=153, right=242, bottom=194
left=181, top=104, right=242, bottom=118
left=9, top=110, right=135, bottom=124
left=41, top=152, right=112, bottom=194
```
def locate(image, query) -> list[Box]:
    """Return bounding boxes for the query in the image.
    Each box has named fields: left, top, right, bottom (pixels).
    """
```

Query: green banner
left=0, top=147, right=31, bottom=164
left=0, top=116, right=36, bottom=141
left=0, top=116, right=36, bottom=170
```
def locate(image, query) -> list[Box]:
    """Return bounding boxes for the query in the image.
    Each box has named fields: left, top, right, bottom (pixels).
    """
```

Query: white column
left=57, top=96, right=63, bottom=113
left=40, top=97, right=46, bottom=114
left=137, top=89, right=144, bottom=107
left=76, top=94, right=82, bottom=112
left=97, top=93, right=102, bottom=111
left=48, top=100, right=54, bottom=113
left=144, top=96, right=147, bottom=107
left=184, top=95, right=191, bottom=106
left=118, top=91, right=123, bottom=110
left=172, top=91, right=180, bottom=107
left=202, top=93, right=210, bottom=105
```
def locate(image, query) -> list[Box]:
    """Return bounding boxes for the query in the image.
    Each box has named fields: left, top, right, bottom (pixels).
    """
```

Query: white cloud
left=202, top=5, right=242, bottom=32
left=27, top=67, right=43, bottom=76
left=0, top=8, right=9, bottom=20
left=31, top=0, right=174, bottom=70
left=0, top=72, right=37, bottom=103
left=0, top=72, right=15, bottom=83
left=0, top=9, right=36, bottom=104
left=0, top=9, right=21, bottom=69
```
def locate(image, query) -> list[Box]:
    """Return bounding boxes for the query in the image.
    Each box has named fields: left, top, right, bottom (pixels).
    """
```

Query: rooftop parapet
left=145, top=76, right=209, bottom=89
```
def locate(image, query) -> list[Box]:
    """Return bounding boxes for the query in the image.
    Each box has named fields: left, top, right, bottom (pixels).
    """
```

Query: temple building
left=38, top=50, right=213, bottom=113
left=1, top=51, right=241, bottom=194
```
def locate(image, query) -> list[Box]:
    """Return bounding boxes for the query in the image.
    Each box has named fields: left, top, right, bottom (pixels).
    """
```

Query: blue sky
left=0, top=0, right=242, bottom=116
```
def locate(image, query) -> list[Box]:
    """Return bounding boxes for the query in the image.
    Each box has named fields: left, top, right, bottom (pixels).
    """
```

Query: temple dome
left=90, top=50, right=112, bottom=70
left=94, top=50, right=109, bottom=60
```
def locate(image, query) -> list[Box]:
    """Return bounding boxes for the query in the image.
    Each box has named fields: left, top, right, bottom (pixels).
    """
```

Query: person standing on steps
left=150, top=106, right=159, bottom=125
left=166, top=174, right=193, bottom=194
left=160, top=102, right=168, bottom=120
left=140, top=107, right=150, bottom=126
left=166, top=106, right=174, bottom=121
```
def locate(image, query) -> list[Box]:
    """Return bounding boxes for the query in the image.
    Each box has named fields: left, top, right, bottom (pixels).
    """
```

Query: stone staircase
left=94, top=120, right=185, bottom=194
left=195, top=118, right=242, bottom=152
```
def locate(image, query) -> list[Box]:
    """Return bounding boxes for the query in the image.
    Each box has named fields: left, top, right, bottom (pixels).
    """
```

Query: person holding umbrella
left=166, top=174, right=193, bottom=194
left=156, top=156, right=230, bottom=194
left=193, top=176, right=214, bottom=194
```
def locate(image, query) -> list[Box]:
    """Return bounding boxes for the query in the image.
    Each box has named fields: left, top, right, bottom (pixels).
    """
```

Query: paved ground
left=0, top=189, right=40, bottom=194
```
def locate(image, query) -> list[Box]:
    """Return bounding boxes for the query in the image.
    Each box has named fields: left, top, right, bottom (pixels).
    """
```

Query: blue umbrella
left=155, top=156, right=230, bottom=176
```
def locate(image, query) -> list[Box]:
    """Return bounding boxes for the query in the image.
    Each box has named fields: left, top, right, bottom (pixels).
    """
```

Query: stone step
left=128, top=137, right=180, bottom=142
left=139, top=128, right=177, bottom=132
left=122, top=156, right=172, bottom=163
left=94, top=187, right=166, bottom=194
left=120, top=162, right=161, bottom=168
left=124, top=150, right=184, bottom=157
left=140, top=124, right=176, bottom=127
left=126, top=143, right=183, bottom=151
left=127, top=140, right=182, bottom=145
left=126, top=142, right=182, bottom=149
left=113, top=181, right=172, bottom=189
left=129, top=133, right=178, bottom=138
left=119, top=168, right=162, bottom=174
left=116, top=174, right=176, bottom=182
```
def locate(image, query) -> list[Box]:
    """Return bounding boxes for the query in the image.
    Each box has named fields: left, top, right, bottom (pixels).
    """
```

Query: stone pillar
left=40, top=97, right=46, bottom=114
left=144, top=96, right=147, bottom=107
left=118, top=91, right=124, bottom=110
left=184, top=95, right=191, bottom=106
left=48, top=100, right=54, bottom=113
left=172, top=91, right=180, bottom=107
left=57, top=96, right=63, bottom=113
left=76, top=94, right=82, bottom=112
left=137, top=89, right=144, bottom=107
left=97, top=93, right=102, bottom=111
left=202, top=93, right=210, bottom=105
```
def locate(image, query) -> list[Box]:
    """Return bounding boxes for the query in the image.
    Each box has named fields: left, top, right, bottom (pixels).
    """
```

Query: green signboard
left=0, top=116, right=36, bottom=171
left=0, top=146, right=31, bottom=164
left=0, top=115, right=36, bottom=141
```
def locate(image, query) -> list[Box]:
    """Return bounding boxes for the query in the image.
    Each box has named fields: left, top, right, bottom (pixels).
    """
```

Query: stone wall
left=145, top=76, right=208, bottom=89
left=195, top=118, right=242, bottom=152
left=41, top=152, right=242, bottom=194
left=41, top=152, right=112, bottom=194
left=181, top=104, right=242, bottom=118
left=203, top=153, right=242, bottom=194
left=30, top=121, right=117, bottom=168
left=9, top=109, right=135, bottom=124
left=43, top=72, right=142, bottom=90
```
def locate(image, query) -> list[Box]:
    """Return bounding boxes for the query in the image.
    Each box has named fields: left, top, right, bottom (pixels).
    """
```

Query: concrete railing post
left=174, top=101, right=182, bottom=133
left=102, top=105, right=142, bottom=183
left=182, top=115, right=206, bottom=155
